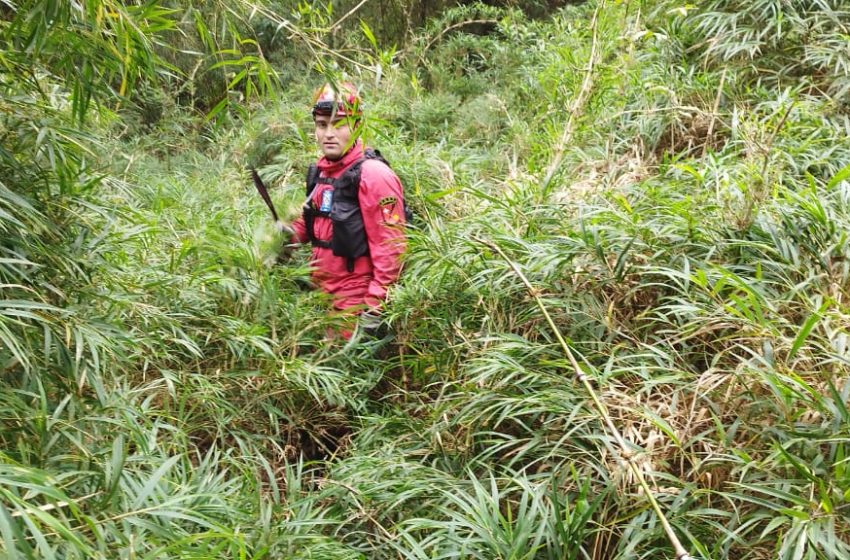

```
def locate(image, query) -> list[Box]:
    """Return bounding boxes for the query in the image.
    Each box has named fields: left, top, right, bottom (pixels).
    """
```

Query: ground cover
left=2, top=1, right=850, bottom=558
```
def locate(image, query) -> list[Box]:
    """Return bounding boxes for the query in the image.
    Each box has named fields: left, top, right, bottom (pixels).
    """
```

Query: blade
left=250, top=167, right=280, bottom=223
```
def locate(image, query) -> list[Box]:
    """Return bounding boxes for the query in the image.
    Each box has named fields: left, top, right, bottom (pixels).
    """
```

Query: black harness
left=303, top=149, right=389, bottom=272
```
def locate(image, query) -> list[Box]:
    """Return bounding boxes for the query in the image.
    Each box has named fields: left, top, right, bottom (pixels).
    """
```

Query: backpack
left=303, top=148, right=413, bottom=272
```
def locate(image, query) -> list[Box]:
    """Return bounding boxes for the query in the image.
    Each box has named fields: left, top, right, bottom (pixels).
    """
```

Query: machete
left=250, top=167, right=293, bottom=235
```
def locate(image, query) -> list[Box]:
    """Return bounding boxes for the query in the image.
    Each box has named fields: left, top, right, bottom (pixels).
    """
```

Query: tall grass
left=3, top=0, right=850, bottom=558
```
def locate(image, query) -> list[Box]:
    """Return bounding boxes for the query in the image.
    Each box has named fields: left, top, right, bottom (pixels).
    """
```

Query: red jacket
left=291, top=141, right=405, bottom=312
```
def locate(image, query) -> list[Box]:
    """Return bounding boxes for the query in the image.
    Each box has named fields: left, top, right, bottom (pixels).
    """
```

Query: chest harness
left=303, top=149, right=389, bottom=272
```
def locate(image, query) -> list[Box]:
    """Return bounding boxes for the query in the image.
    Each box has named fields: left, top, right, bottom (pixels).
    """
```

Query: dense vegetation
left=3, top=1, right=850, bottom=558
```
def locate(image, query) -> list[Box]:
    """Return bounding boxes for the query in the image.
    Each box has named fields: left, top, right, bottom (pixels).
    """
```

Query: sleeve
left=358, top=160, right=406, bottom=310
left=290, top=214, right=308, bottom=244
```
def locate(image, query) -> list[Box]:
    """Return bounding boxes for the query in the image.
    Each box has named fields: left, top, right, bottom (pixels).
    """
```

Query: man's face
left=314, top=114, right=356, bottom=160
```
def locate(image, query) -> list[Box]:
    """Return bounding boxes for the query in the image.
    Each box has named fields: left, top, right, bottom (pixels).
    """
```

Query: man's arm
left=359, top=160, right=406, bottom=310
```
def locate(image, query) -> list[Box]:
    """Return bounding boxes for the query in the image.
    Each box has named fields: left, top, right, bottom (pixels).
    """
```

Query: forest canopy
left=2, top=1, right=850, bottom=559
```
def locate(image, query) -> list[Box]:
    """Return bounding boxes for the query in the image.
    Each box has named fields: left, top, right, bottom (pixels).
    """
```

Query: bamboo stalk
left=328, top=0, right=370, bottom=32
left=542, top=1, right=605, bottom=190
left=475, top=235, right=694, bottom=560
left=235, top=0, right=375, bottom=73
left=702, top=67, right=727, bottom=158
left=421, top=19, right=500, bottom=53
left=10, top=492, right=102, bottom=518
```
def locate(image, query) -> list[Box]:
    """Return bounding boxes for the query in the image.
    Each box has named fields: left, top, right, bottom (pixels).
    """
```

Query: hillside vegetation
left=2, top=1, right=850, bottom=559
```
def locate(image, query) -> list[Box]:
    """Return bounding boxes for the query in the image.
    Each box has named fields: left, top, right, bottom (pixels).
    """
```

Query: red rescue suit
left=291, top=141, right=405, bottom=312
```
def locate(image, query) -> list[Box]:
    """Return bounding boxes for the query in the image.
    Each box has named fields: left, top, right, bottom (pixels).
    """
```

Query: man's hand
left=275, top=220, right=294, bottom=235
left=273, top=221, right=297, bottom=264
left=276, top=243, right=295, bottom=265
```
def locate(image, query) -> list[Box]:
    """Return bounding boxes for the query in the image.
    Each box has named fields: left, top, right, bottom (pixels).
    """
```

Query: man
left=289, top=82, right=406, bottom=338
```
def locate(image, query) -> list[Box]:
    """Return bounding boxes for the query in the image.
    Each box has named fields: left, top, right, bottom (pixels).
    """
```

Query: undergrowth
left=3, top=1, right=850, bottom=559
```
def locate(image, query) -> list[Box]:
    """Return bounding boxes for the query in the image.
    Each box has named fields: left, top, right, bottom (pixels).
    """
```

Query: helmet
left=311, top=82, right=362, bottom=118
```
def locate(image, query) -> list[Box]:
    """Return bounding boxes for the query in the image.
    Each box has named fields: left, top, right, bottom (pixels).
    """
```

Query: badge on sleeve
left=320, top=189, right=333, bottom=212
left=379, top=196, right=401, bottom=225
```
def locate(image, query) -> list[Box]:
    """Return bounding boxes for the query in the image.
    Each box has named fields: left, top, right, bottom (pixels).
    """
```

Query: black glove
left=274, top=221, right=297, bottom=265
left=358, top=310, right=384, bottom=338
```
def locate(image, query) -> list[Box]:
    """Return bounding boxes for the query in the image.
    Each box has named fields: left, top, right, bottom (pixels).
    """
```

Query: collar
left=317, top=140, right=364, bottom=175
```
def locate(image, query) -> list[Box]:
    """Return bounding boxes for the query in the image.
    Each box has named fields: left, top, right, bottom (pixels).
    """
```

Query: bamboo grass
left=475, top=235, right=695, bottom=560
left=5, top=1, right=850, bottom=557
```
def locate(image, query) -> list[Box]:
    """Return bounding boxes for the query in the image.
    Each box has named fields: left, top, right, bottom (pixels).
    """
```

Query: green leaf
left=130, top=454, right=182, bottom=509
left=789, top=301, right=830, bottom=359
left=361, top=20, right=378, bottom=50
left=779, top=508, right=810, bottom=520
left=0, top=502, right=23, bottom=560
left=827, top=163, right=850, bottom=189
left=641, top=407, right=681, bottom=447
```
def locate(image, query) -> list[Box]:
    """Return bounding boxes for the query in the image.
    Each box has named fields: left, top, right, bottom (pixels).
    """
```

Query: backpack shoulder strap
left=363, top=147, right=391, bottom=168
left=306, top=163, right=319, bottom=197
left=303, top=163, right=331, bottom=247
left=334, top=157, right=366, bottom=198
